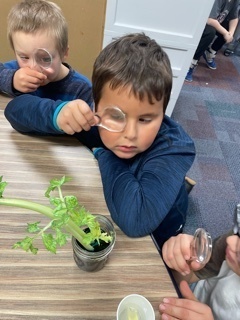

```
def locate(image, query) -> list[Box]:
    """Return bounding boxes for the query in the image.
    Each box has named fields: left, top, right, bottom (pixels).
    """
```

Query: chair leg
left=185, top=176, right=196, bottom=194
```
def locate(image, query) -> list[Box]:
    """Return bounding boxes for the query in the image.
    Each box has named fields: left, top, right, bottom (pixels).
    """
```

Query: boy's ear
left=62, top=46, right=69, bottom=61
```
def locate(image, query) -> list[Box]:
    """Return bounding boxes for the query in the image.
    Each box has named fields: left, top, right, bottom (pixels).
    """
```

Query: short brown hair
left=92, top=33, right=172, bottom=113
left=7, top=0, right=68, bottom=58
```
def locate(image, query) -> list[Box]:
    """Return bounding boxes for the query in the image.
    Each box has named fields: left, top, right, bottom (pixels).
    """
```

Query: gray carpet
left=172, top=51, right=240, bottom=239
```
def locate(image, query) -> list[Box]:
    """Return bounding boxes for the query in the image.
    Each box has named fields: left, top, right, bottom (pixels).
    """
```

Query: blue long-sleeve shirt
left=93, top=117, right=195, bottom=241
left=4, top=94, right=195, bottom=241
left=0, top=62, right=16, bottom=96
left=0, top=60, right=93, bottom=105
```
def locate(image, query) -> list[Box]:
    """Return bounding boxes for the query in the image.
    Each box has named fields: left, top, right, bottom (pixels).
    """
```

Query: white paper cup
left=116, top=294, right=155, bottom=320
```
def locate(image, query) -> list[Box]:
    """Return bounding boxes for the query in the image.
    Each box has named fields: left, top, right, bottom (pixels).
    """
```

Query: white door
left=103, top=0, right=215, bottom=116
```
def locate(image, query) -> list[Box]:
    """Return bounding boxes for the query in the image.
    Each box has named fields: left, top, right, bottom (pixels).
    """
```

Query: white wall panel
left=103, top=0, right=215, bottom=116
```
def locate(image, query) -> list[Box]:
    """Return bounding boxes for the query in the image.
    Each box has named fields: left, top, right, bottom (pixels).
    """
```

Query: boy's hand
left=159, top=280, right=214, bottom=320
left=162, top=234, right=204, bottom=276
left=57, top=100, right=97, bottom=134
left=223, top=32, right=234, bottom=43
left=13, top=67, right=47, bottom=93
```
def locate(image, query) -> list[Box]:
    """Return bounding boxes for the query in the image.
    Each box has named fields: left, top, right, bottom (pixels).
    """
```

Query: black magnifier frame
left=233, top=203, right=240, bottom=237
left=233, top=203, right=240, bottom=264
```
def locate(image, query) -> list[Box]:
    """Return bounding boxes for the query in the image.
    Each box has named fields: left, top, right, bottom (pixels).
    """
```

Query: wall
left=0, top=0, right=106, bottom=79
left=103, top=0, right=215, bottom=116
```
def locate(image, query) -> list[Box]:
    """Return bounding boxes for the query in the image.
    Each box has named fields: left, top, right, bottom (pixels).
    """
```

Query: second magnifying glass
left=33, top=48, right=52, bottom=70
left=94, top=106, right=126, bottom=132
left=189, top=228, right=212, bottom=264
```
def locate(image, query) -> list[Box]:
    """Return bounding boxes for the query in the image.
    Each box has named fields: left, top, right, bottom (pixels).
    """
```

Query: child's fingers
left=75, top=101, right=96, bottom=127
left=159, top=283, right=213, bottom=320
left=162, top=235, right=192, bottom=275
left=159, top=301, right=211, bottom=320
left=179, top=280, right=198, bottom=301
left=57, top=100, right=96, bottom=133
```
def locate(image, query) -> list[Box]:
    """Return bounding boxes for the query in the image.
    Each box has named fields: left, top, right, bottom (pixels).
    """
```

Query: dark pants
left=193, top=20, right=229, bottom=61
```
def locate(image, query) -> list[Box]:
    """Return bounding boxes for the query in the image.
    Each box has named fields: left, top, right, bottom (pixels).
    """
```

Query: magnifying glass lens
left=95, top=107, right=126, bottom=132
left=34, top=48, right=52, bottom=69
left=190, top=228, right=212, bottom=264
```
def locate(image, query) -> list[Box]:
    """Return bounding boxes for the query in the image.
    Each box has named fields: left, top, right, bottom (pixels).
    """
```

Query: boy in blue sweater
left=0, top=0, right=92, bottom=105
left=4, top=33, right=195, bottom=245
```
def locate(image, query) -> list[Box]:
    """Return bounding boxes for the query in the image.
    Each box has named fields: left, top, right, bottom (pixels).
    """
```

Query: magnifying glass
left=233, top=203, right=240, bottom=236
left=33, top=48, right=52, bottom=70
left=94, top=106, right=126, bottom=132
left=233, top=203, right=240, bottom=263
left=189, top=228, right=212, bottom=264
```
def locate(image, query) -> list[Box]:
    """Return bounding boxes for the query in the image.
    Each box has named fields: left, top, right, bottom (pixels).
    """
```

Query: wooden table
left=0, top=95, right=176, bottom=320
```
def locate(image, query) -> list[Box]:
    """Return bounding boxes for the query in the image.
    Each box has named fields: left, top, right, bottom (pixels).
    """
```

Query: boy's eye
left=42, top=57, right=51, bottom=63
left=108, top=111, right=124, bottom=121
left=139, top=117, right=152, bottom=123
left=19, top=56, right=29, bottom=61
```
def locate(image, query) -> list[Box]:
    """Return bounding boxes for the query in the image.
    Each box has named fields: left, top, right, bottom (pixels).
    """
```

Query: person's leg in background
left=224, top=19, right=240, bottom=56
left=204, top=20, right=229, bottom=69
left=185, top=25, right=216, bottom=82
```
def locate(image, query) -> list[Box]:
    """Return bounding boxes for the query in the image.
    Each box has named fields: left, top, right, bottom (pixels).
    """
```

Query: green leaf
left=65, top=195, right=79, bottom=209
left=30, top=246, right=38, bottom=255
left=55, top=229, right=68, bottom=247
left=51, top=219, right=63, bottom=230
left=0, top=176, right=7, bottom=198
left=53, top=207, right=68, bottom=218
left=27, top=221, right=41, bottom=233
left=99, top=232, right=113, bottom=243
left=45, top=176, right=71, bottom=198
left=42, top=233, right=57, bottom=254
left=49, top=197, right=62, bottom=207
left=13, top=236, right=39, bottom=254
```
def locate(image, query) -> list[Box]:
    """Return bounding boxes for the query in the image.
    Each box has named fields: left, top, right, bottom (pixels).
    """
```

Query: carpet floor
left=172, top=50, right=240, bottom=239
